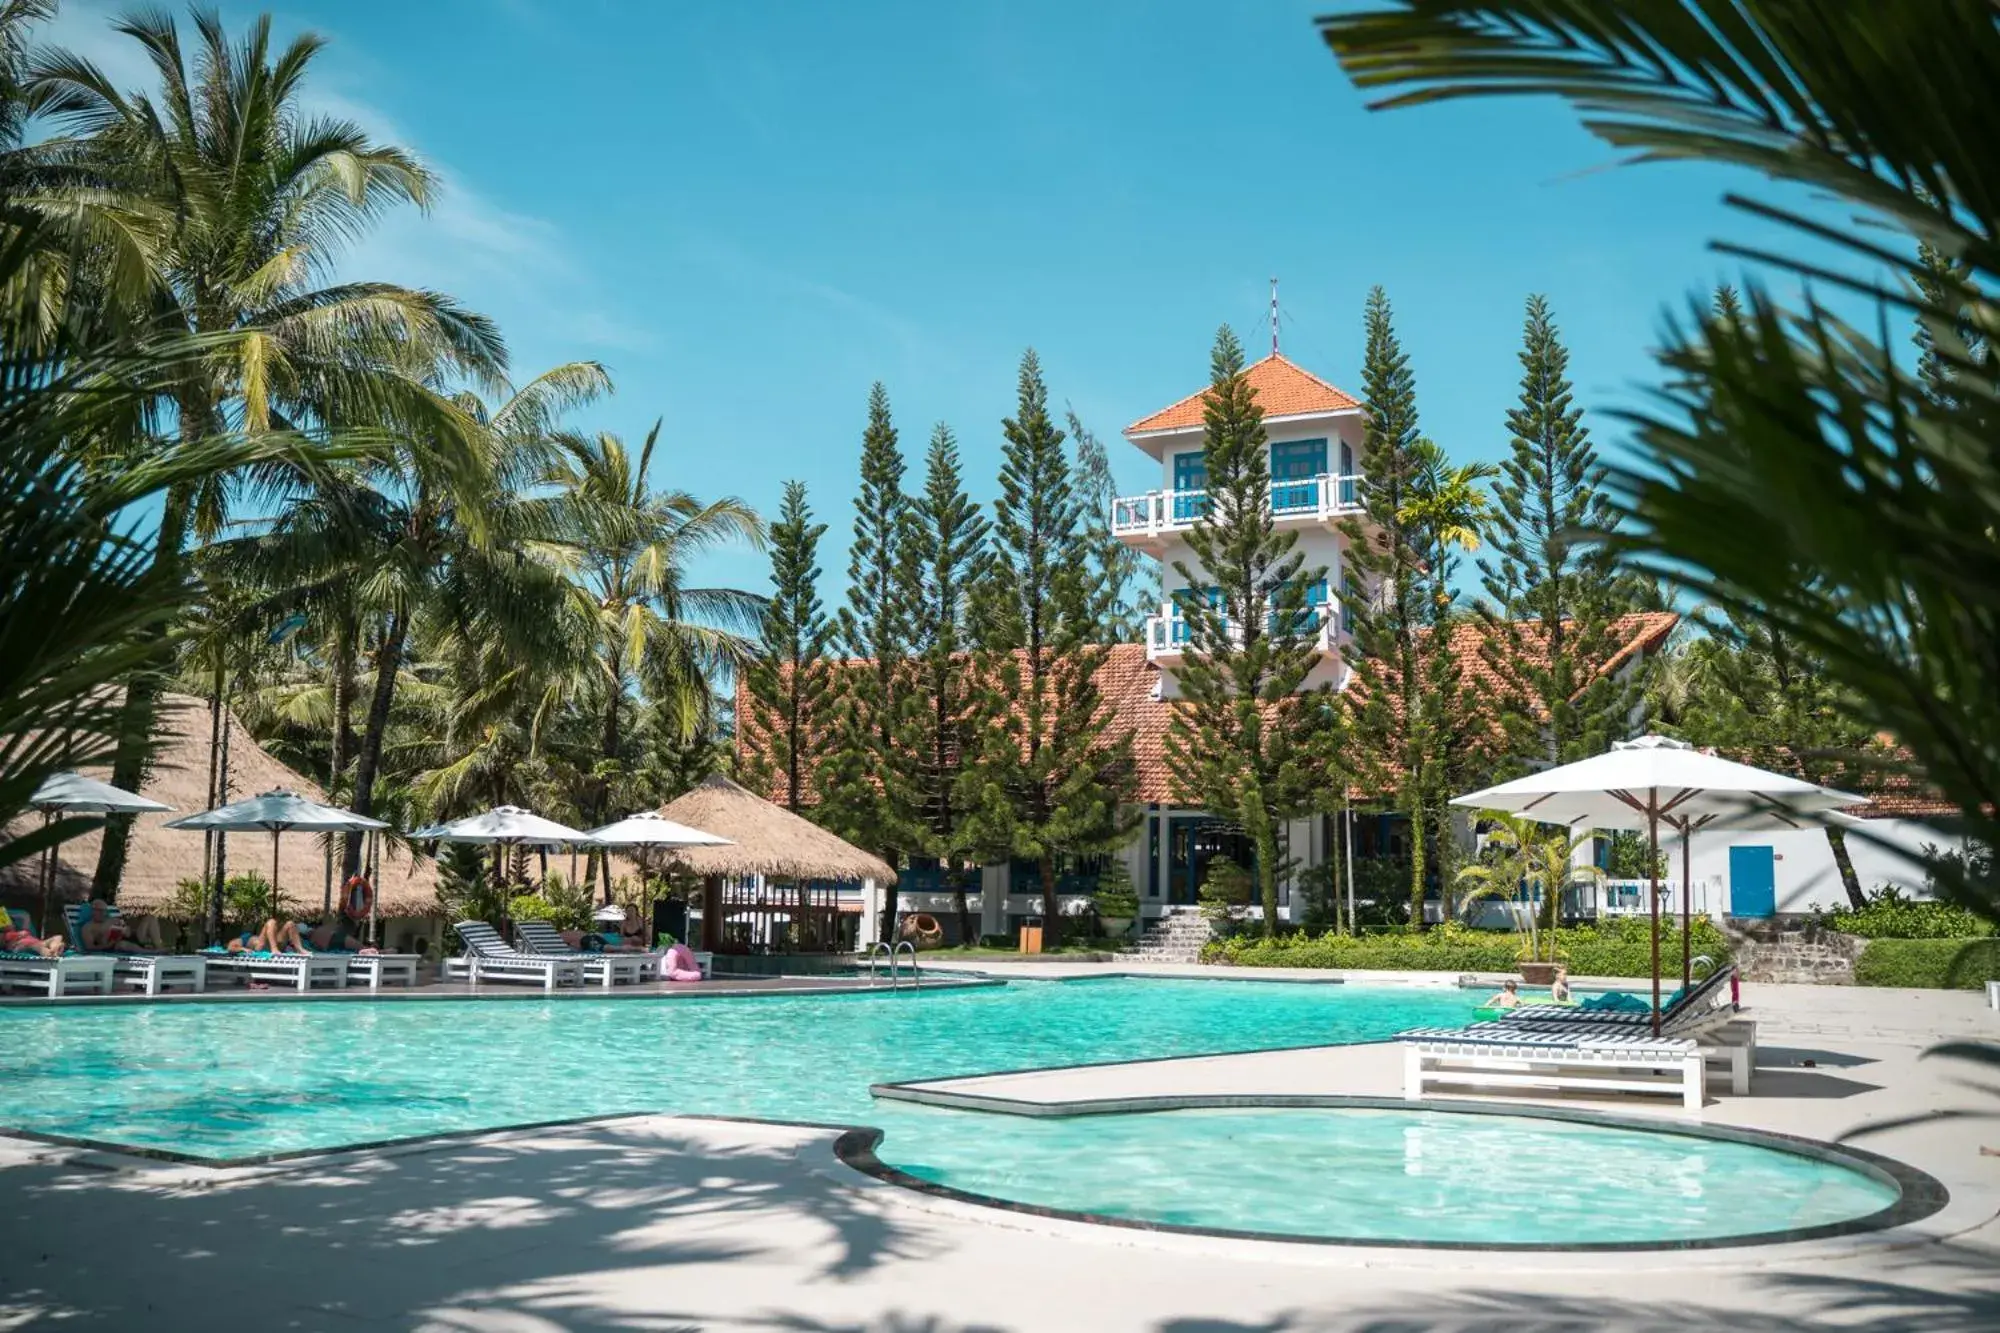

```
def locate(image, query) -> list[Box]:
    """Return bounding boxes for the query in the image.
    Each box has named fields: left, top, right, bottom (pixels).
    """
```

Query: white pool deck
left=1, top=966, right=1996, bottom=1331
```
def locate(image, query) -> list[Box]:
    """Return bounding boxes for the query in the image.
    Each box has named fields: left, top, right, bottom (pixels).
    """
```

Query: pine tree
left=1067, top=407, right=1151, bottom=641
left=1479, top=294, right=1633, bottom=772
left=740, top=480, right=833, bottom=812
left=960, top=350, right=1138, bottom=946
left=1337, top=288, right=1448, bottom=926
left=816, top=384, right=917, bottom=913
left=900, top=422, right=990, bottom=944
left=1163, top=326, right=1335, bottom=938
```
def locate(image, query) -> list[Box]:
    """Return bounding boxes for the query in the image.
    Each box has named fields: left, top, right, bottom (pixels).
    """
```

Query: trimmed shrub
left=1816, top=886, right=1994, bottom=940
left=1210, top=917, right=1732, bottom=978
left=1853, top=938, right=2000, bottom=989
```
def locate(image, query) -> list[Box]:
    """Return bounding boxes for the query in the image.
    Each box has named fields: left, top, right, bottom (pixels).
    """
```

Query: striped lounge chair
left=1399, top=1023, right=1708, bottom=1111
left=1479, top=965, right=1754, bottom=1093
left=449, top=922, right=583, bottom=991
left=63, top=904, right=207, bottom=995
left=201, top=945, right=349, bottom=992
left=511, top=920, right=661, bottom=987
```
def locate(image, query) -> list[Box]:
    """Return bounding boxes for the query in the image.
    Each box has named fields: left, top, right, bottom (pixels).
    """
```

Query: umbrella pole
left=37, top=810, right=54, bottom=936
left=1680, top=820, right=1693, bottom=990
left=1648, top=795, right=1662, bottom=1038
left=271, top=829, right=282, bottom=926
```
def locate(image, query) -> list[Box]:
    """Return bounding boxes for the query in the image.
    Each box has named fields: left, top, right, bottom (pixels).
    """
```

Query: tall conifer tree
left=1164, top=326, right=1334, bottom=937
left=1479, top=294, right=1632, bottom=771
left=740, top=481, right=832, bottom=812
left=960, top=351, right=1137, bottom=945
left=817, top=384, right=917, bottom=910
left=900, top=423, right=990, bottom=943
left=1068, top=407, right=1150, bottom=641
left=1338, top=288, right=1449, bottom=925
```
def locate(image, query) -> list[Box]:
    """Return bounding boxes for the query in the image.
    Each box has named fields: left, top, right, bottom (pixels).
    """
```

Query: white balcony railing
left=1143, top=602, right=1349, bottom=662
left=1111, top=473, right=1363, bottom=540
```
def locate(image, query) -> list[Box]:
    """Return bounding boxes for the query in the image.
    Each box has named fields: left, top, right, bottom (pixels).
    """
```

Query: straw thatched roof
left=0, top=692, right=440, bottom=916
left=655, top=774, right=895, bottom=884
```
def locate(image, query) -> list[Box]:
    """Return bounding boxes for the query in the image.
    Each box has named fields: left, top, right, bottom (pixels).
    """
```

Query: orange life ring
left=341, top=875, right=374, bottom=921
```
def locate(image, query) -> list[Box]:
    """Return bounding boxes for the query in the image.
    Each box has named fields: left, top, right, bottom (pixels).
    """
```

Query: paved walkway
left=1, top=973, right=1996, bottom=1331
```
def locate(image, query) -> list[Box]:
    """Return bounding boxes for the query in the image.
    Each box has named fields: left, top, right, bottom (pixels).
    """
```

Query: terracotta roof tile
left=1125, top=353, right=1360, bottom=436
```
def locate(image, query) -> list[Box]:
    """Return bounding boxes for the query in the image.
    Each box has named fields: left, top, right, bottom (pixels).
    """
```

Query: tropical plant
left=740, top=479, right=834, bottom=812
left=1455, top=811, right=1602, bottom=963
left=1318, top=0, right=2000, bottom=917
left=26, top=9, right=506, bottom=897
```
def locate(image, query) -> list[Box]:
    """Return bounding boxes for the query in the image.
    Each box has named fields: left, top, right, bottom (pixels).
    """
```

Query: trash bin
left=1987, top=979, right=2000, bottom=1011
left=1019, top=922, right=1044, bottom=955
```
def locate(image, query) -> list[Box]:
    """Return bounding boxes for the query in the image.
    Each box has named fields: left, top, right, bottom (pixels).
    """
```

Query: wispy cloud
left=28, top=0, right=652, bottom=364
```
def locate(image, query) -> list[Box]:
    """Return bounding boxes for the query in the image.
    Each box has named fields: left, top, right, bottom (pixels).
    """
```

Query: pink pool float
left=662, top=942, right=705, bottom=983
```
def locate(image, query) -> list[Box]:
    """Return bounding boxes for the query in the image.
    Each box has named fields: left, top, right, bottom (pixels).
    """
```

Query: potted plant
left=1092, top=857, right=1140, bottom=940
left=1457, top=811, right=1601, bottom=986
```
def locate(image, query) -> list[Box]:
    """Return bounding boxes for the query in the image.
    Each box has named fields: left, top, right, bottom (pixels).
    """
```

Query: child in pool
left=1551, top=967, right=1573, bottom=1003
left=1487, top=979, right=1522, bottom=1009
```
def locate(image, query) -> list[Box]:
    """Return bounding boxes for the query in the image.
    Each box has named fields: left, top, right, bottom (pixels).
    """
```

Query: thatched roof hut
left=656, top=774, right=895, bottom=884
left=1, top=692, right=439, bottom=916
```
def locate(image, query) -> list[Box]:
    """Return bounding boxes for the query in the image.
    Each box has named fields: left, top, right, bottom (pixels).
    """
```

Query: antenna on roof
left=1270, top=276, right=1280, bottom=357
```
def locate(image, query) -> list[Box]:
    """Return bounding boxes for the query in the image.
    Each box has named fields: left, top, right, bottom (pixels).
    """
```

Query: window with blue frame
left=1172, top=451, right=1208, bottom=521
left=1340, top=573, right=1358, bottom=635
left=1169, top=585, right=1223, bottom=641
left=1338, top=440, right=1357, bottom=506
left=1268, top=578, right=1328, bottom=636
left=1270, top=439, right=1328, bottom=513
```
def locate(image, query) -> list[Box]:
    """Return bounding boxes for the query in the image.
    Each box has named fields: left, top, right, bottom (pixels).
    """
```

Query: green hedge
left=1209, top=917, right=1732, bottom=978
left=1853, top=938, right=2000, bottom=989
left=1816, top=887, right=1994, bottom=940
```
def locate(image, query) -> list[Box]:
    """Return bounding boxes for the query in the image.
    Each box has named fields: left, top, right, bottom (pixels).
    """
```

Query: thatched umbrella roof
left=655, top=774, right=895, bottom=883
left=1, top=692, right=439, bottom=916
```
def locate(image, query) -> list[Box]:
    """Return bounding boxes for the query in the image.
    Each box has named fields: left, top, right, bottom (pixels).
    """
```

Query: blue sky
left=44, top=0, right=1819, bottom=603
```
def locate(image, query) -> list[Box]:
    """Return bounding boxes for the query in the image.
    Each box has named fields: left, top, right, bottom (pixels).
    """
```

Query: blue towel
left=1582, top=991, right=1651, bottom=1012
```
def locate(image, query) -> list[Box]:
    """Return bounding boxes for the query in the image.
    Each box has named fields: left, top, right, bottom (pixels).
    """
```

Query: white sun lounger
left=1399, top=1024, right=1707, bottom=1111
left=202, top=950, right=350, bottom=992
left=1479, top=966, right=1753, bottom=1093
left=0, top=951, right=116, bottom=997
left=62, top=905, right=207, bottom=995
left=332, top=952, right=421, bottom=991
left=510, top=920, right=654, bottom=987
left=451, top=922, right=583, bottom=992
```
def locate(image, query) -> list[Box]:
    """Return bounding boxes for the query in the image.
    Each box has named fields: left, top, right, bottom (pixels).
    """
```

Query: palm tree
left=25, top=9, right=506, bottom=896
left=1318, top=2, right=2000, bottom=909
left=1456, top=811, right=1601, bottom=966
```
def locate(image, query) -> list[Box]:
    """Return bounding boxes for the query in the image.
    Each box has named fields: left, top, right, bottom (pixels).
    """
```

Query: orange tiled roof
left=1125, top=353, right=1361, bottom=436
left=737, top=613, right=1681, bottom=808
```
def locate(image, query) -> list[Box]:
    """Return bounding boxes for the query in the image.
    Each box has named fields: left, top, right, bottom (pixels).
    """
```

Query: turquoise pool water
left=0, top=978, right=1906, bottom=1245
left=0, top=978, right=1472, bottom=1159
left=880, top=1106, right=1901, bottom=1245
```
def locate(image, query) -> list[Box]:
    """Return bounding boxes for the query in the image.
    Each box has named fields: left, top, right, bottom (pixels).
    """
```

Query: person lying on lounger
left=1, top=920, right=65, bottom=958
left=1486, top=979, right=1522, bottom=1010
left=228, top=918, right=305, bottom=953
left=79, top=899, right=162, bottom=952
left=304, top=918, right=377, bottom=954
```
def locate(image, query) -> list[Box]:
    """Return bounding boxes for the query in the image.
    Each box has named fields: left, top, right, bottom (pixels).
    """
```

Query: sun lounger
left=509, top=920, right=657, bottom=987
left=1399, top=1023, right=1707, bottom=1110
left=1475, top=966, right=1752, bottom=1093
left=451, top=922, right=583, bottom=991
left=200, top=949, right=349, bottom=992
left=0, top=951, right=116, bottom=997
left=62, top=904, right=207, bottom=995
left=311, top=950, right=421, bottom=991
left=1505, top=964, right=1738, bottom=1028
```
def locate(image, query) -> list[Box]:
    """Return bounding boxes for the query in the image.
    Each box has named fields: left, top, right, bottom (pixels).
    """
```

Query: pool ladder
left=866, top=940, right=919, bottom=988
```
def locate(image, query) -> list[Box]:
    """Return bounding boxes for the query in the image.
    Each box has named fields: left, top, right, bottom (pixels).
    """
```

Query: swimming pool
left=0, top=978, right=1931, bottom=1247
left=866, top=1103, right=1908, bottom=1247
left=0, top=977, right=1474, bottom=1159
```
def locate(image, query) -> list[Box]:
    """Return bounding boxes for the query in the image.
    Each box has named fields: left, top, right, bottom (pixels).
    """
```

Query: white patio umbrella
left=27, top=772, right=173, bottom=932
left=1450, top=735, right=1865, bottom=1031
left=584, top=810, right=732, bottom=906
left=164, top=789, right=387, bottom=924
left=424, top=806, right=592, bottom=895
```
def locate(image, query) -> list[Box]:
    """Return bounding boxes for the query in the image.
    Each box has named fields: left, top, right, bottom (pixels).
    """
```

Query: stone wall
left=1725, top=917, right=1866, bottom=985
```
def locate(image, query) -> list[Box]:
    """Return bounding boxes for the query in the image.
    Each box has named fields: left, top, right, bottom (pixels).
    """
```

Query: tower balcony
left=1110, top=473, right=1363, bottom=552
left=1143, top=601, right=1350, bottom=666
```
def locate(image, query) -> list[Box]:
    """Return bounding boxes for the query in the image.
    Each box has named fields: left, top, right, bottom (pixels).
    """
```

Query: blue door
left=1172, top=451, right=1208, bottom=521
left=1729, top=845, right=1776, bottom=918
left=1270, top=439, right=1327, bottom=513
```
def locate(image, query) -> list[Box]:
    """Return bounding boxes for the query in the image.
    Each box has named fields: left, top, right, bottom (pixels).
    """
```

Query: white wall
left=1689, top=819, right=1965, bottom=915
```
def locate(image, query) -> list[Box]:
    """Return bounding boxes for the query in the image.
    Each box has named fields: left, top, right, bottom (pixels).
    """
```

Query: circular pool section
left=858, top=1101, right=1933, bottom=1249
